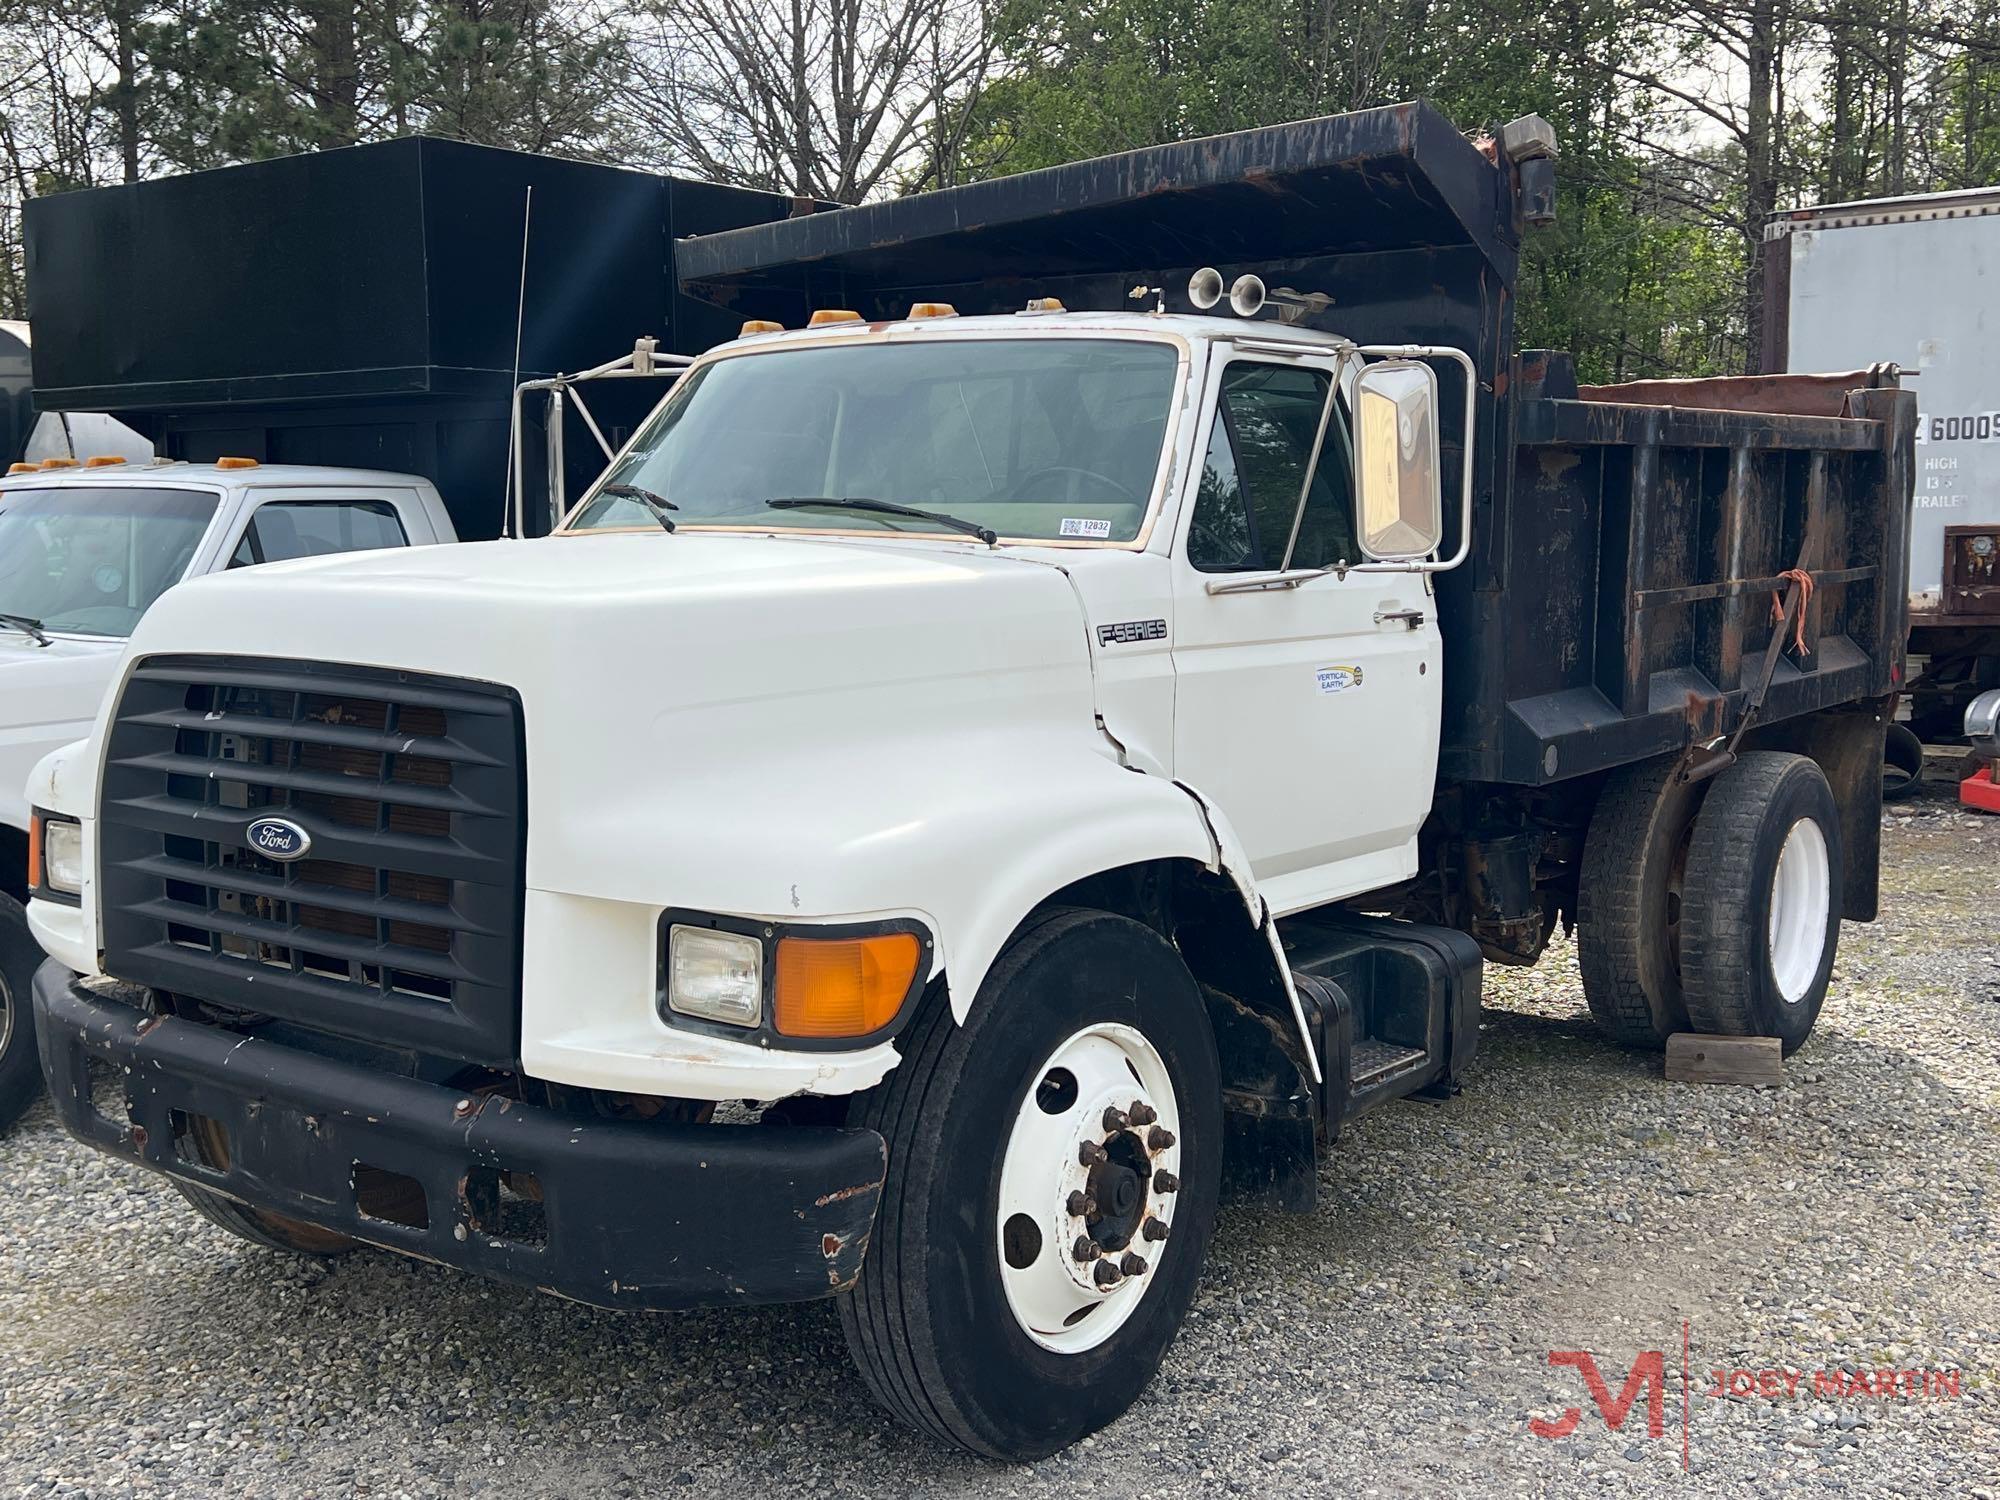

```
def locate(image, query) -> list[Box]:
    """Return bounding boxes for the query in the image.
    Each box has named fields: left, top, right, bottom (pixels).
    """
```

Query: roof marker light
left=215, top=456, right=260, bottom=470
left=6, top=462, right=36, bottom=474
left=807, top=309, right=863, bottom=326
left=38, top=457, right=78, bottom=469
left=740, top=319, right=785, bottom=335
left=84, top=454, right=127, bottom=467
left=907, top=302, right=958, bottom=319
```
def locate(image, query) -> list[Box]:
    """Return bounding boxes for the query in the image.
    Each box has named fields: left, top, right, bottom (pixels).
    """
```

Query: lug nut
left=1127, top=1100, right=1158, bottom=1126
left=1066, top=1189, right=1094, bottom=1217
left=1078, top=1140, right=1108, bottom=1167
left=1101, top=1105, right=1129, bottom=1132
left=1153, top=1169, right=1179, bottom=1194
left=1120, top=1252, right=1148, bottom=1277
left=1072, top=1235, right=1100, bottom=1263
left=1147, top=1125, right=1176, bottom=1152
left=1142, top=1217, right=1169, bottom=1242
left=1092, top=1260, right=1123, bottom=1288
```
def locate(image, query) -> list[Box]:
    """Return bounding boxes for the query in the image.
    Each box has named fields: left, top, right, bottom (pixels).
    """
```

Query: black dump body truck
left=23, top=136, right=807, bottom=538
left=22, top=101, right=1916, bottom=1462
left=679, top=97, right=1913, bottom=974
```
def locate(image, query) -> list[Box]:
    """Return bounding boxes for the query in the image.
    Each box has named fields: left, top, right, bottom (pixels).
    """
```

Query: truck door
left=1169, top=351, right=1442, bottom=915
left=218, top=488, right=442, bottom=570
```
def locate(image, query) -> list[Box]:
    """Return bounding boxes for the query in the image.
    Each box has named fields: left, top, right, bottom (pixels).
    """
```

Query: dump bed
left=1482, top=355, right=1910, bottom=784
left=23, top=137, right=805, bottom=538
left=675, top=100, right=1915, bottom=787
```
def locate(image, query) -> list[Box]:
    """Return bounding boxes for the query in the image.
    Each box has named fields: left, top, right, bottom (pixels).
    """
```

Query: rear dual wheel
left=841, top=907, right=1221, bottom=1460
left=1580, top=751, right=1841, bottom=1056
left=1680, top=753, right=1842, bottom=1055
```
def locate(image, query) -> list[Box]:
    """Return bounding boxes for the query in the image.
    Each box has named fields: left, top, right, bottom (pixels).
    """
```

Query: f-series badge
left=245, top=816, right=312, bottom=862
left=1097, top=618, right=1168, bottom=646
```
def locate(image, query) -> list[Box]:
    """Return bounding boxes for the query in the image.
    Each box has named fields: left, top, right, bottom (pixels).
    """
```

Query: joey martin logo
left=245, top=816, right=312, bottom=861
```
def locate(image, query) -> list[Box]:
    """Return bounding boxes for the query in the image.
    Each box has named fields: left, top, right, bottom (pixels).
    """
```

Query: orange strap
left=1771, top=568, right=1814, bottom=655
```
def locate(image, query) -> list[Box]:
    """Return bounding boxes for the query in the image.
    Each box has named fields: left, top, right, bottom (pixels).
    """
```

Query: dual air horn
left=1187, top=267, right=1332, bottom=325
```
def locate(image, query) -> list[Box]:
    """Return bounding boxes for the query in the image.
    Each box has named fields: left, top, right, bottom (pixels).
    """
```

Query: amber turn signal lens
left=773, top=932, right=921, bottom=1038
left=26, top=812, right=42, bottom=891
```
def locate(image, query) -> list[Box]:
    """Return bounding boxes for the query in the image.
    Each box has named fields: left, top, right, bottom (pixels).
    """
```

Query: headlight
left=664, top=924, right=763, bottom=1027
left=31, top=812, right=83, bottom=897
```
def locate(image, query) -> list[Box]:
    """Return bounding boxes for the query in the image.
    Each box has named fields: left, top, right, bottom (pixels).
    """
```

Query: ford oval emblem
left=245, top=816, right=312, bottom=862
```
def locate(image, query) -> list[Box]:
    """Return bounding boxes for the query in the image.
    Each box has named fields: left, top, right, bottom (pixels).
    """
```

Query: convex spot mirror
left=1354, top=359, right=1444, bottom=560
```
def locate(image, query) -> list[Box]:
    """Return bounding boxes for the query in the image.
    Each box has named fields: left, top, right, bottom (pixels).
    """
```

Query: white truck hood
left=0, top=631, right=123, bottom=828
left=127, top=529, right=1092, bottom=705
left=105, top=531, right=1104, bottom=900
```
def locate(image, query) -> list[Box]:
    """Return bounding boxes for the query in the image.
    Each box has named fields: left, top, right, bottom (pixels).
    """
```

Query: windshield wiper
left=0, top=612, right=51, bottom=646
left=601, top=483, right=677, bottom=533
left=767, top=497, right=997, bottom=547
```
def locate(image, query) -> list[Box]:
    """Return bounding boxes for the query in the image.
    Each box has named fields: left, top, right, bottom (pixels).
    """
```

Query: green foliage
left=965, top=0, right=1755, bottom=379
left=2, top=0, right=1998, bottom=362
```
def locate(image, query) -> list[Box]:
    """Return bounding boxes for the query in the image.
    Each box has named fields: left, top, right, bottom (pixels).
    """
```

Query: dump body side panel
left=1460, top=360, right=1914, bottom=785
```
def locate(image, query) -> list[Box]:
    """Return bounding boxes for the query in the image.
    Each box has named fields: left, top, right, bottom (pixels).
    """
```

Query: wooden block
left=1664, top=1033, right=1783, bottom=1087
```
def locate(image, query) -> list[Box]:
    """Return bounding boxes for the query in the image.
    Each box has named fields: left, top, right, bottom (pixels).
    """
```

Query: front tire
left=840, top=907, right=1222, bottom=1460
left=173, top=1110, right=358, bottom=1257
left=0, top=897, right=47, bottom=1133
left=1680, top=752, right=1842, bottom=1055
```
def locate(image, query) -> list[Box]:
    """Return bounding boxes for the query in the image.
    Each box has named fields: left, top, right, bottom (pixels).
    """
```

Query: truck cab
left=0, top=461, right=455, bottom=1127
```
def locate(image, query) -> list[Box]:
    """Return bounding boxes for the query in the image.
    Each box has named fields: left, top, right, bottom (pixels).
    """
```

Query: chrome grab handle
left=1374, top=608, right=1426, bottom=629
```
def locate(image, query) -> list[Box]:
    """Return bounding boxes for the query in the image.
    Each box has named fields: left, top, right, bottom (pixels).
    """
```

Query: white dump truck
left=25, top=106, right=1915, bottom=1459
left=0, top=460, right=456, bottom=1125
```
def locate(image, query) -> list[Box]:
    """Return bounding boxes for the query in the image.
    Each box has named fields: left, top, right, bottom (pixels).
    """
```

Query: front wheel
left=0, top=897, right=47, bottom=1133
left=1680, top=752, right=1843, bottom=1055
left=840, top=907, right=1222, bottom=1460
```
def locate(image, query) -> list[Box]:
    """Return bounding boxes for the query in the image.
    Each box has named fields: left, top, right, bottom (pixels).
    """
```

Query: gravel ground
left=3, top=778, right=1996, bottom=1498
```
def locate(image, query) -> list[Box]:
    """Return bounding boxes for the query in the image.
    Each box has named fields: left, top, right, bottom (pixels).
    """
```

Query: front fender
left=531, top=724, right=1228, bottom=1010
left=518, top=725, right=1245, bottom=1098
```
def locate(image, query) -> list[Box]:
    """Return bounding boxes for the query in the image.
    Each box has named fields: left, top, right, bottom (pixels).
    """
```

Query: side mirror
left=1353, top=359, right=1444, bottom=560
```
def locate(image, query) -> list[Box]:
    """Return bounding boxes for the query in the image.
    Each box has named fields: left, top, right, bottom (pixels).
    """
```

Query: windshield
left=0, top=485, right=217, bottom=638
left=567, top=337, right=1180, bottom=543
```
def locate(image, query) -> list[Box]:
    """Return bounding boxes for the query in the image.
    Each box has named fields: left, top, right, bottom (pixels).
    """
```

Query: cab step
left=1279, top=912, right=1483, bottom=1132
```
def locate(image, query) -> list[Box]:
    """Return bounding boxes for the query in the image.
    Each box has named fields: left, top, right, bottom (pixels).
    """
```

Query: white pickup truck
left=0, top=461, right=455, bottom=1126
left=23, top=297, right=1911, bottom=1459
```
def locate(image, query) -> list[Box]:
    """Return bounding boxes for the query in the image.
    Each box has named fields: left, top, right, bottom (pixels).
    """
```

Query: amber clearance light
left=773, top=932, right=921, bottom=1038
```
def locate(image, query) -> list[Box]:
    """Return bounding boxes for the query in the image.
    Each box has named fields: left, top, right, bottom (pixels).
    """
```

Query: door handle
left=1374, top=608, right=1426, bottom=629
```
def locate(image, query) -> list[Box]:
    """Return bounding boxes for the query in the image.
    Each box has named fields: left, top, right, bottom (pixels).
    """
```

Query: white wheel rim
left=1767, top=816, right=1831, bottom=1003
left=996, top=1022, right=1182, bottom=1354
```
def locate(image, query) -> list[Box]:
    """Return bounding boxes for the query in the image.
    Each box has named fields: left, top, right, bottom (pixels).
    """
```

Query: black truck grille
left=98, top=656, right=526, bottom=1065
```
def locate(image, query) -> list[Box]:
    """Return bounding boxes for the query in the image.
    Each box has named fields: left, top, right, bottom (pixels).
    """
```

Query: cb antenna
left=503, top=186, right=533, bottom=538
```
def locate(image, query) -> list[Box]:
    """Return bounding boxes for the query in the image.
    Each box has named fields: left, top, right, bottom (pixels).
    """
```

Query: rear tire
left=1577, top=760, right=1706, bottom=1049
left=0, top=897, right=46, bottom=1134
left=840, top=907, right=1222, bottom=1460
left=1680, top=752, right=1842, bottom=1056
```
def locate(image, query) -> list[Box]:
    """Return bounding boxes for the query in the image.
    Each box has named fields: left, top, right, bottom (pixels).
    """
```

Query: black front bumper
left=34, top=963, right=886, bottom=1310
